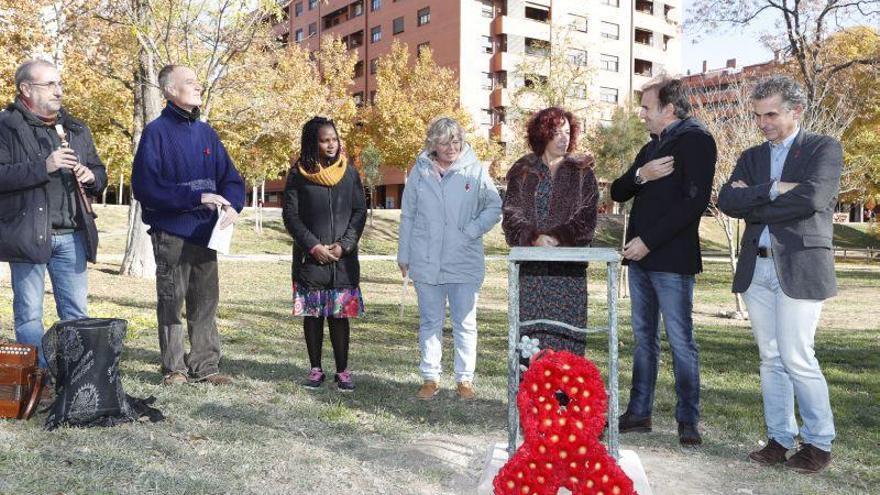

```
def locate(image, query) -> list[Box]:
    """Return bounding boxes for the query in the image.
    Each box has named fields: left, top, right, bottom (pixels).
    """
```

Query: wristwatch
left=634, top=167, right=646, bottom=185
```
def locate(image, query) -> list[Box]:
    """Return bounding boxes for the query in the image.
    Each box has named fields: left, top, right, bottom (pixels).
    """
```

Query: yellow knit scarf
left=298, top=154, right=347, bottom=186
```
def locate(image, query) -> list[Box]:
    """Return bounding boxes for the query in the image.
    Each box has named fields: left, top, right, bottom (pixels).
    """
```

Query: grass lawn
left=0, top=206, right=877, bottom=494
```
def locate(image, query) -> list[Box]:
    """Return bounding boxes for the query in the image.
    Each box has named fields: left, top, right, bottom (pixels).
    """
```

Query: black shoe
left=784, top=443, right=831, bottom=474
left=678, top=422, right=702, bottom=445
left=303, top=367, right=325, bottom=389
left=748, top=439, right=790, bottom=465
left=618, top=412, right=652, bottom=433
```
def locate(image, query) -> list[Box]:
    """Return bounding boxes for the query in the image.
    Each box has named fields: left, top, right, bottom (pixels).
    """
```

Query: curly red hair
left=526, top=107, right=580, bottom=156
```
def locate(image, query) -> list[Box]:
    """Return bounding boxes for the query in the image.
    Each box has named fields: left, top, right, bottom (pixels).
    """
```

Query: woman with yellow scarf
left=282, top=116, right=367, bottom=392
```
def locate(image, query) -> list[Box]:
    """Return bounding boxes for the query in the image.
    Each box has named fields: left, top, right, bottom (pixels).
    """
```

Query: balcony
left=634, top=28, right=653, bottom=46
left=491, top=15, right=551, bottom=39
left=490, top=51, right=514, bottom=72
left=634, top=58, right=654, bottom=77
left=490, top=87, right=510, bottom=107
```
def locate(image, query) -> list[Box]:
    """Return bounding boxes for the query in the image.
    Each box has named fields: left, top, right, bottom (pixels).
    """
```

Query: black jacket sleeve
left=337, top=169, right=367, bottom=254
left=80, top=126, right=107, bottom=197
left=0, top=131, right=50, bottom=194
left=638, top=133, right=717, bottom=251
left=282, top=170, right=321, bottom=252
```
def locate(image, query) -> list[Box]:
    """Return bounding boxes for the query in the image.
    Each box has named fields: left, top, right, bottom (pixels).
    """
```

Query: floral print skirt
left=292, top=282, right=365, bottom=318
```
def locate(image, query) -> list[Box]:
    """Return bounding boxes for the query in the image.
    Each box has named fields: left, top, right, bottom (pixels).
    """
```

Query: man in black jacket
left=610, top=77, right=717, bottom=445
left=0, top=60, right=106, bottom=367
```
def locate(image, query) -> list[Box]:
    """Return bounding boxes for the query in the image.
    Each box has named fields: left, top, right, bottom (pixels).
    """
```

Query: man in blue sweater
left=132, top=65, right=245, bottom=386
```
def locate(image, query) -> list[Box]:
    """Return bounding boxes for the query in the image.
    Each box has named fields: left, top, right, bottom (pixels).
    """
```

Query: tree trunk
left=117, top=172, right=124, bottom=205
left=368, top=185, right=375, bottom=227
left=120, top=25, right=163, bottom=279
left=715, top=209, right=746, bottom=319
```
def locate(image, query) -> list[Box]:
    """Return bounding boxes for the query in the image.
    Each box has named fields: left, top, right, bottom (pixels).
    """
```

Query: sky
left=679, top=0, right=776, bottom=74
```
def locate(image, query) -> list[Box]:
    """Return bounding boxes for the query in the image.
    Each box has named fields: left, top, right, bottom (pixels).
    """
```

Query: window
left=481, top=0, right=494, bottom=18
left=600, top=54, right=619, bottom=72
left=295, top=29, right=304, bottom=42
left=634, top=58, right=653, bottom=76
left=569, top=14, right=587, bottom=32
left=635, top=0, right=653, bottom=14
left=601, top=21, right=619, bottom=40
left=295, top=2, right=303, bottom=16
left=346, top=30, right=364, bottom=48
left=495, top=34, right=507, bottom=53
left=371, top=0, right=381, bottom=11
left=369, top=57, right=379, bottom=74
left=417, top=41, right=430, bottom=56
left=309, top=0, right=318, bottom=10
left=600, top=87, right=619, bottom=104
left=393, top=16, right=405, bottom=34
left=482, top=72, right=493, bottom=90
left=601, top=0, right=619, bottom=6
left=481, top=35, right=493, bottom=54
left=568, top=48, right=587, bottom=66
left=523, top=74, right=547, bottom=88
left=370, top=90, right=377, bottom=104
left=417, top=7, right=430, bottom=26
left=525, top=4, right=550, bottom=23
left=635, top=28, right=653, bottom=45
left=308, top=22, right=317, bottom=37
left=492, top=108, right=506, bottom=126
left=371, top=25, right=382, bottom=43
left=494, top=71, right=507, bottom=89
left=525, top=37, right=549, bottom=57
left=570, top=84, right=588, bottom=99
left=354, top=92, right=364, bottom=106
left=351, top=1, right=364, bottom=17
left=354, top=60, right=364, bottom=78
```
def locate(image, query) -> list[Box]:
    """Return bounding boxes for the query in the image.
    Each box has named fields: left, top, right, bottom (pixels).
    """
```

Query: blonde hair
left=423, top=117, right=465, bottom=154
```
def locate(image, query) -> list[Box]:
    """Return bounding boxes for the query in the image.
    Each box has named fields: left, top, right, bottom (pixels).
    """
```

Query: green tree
left=588, top=106, right=646, bottom=197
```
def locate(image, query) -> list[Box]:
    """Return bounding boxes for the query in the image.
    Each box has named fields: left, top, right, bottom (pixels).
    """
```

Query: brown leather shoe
left=748, top=439, right=790, bottom=465
left=456, top=381, right=476, bottom=400
left=416, top=380, right=440, bottom=400
left=197, top=373, right=233, bottom=386
left=678, top=422, right=702, bottom=445
left=618, top=412, right=652, bottom=433
left=784, top=443, right=831, bottom=474
left=162, top=371, right=188, bottom=386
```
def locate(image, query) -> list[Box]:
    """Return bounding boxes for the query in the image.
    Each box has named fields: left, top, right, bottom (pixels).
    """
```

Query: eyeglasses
left=27, top=81, right=63, bottom=91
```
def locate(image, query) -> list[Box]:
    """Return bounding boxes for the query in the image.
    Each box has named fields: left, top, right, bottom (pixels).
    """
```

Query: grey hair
left=424, top=117, right=466, bottom=153
left=751, top=75, right=807, bottom=110
left=158, top=64, right=183, bottom=98
left=642, top=76, right=691, bottom=119
left=15, top=60, right=57, bottom=93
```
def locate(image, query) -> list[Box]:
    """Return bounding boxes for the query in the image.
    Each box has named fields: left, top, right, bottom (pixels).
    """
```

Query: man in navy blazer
left=718, top=75, right=841, bottom=474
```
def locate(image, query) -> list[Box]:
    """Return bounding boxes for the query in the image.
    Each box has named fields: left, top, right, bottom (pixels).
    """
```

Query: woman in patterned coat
left=502, top=107, right=600, bottom=356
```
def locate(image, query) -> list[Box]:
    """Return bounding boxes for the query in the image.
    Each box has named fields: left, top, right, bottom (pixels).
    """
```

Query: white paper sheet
left=207, top=208, right=234, bottom=254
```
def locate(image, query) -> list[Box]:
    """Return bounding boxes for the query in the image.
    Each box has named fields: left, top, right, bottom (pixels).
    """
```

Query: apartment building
left=262, top=0, right=682, bottom=207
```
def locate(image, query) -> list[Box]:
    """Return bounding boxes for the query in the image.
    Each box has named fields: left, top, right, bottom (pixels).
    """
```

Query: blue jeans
left=626, top=263, right=700, bottom=423
left=10, top=232, right=89, bottom=368
left=742, top=258, right=835, bottom=451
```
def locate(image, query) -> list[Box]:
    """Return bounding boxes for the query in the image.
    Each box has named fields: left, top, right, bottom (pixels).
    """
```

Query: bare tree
left=687, top=1, right=880, bottom=116
left=360, top=145, right=383, bottom=226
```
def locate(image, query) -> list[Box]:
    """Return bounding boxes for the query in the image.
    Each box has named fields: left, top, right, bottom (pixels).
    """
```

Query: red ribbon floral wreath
left=494, top=350, right=636, bottom=495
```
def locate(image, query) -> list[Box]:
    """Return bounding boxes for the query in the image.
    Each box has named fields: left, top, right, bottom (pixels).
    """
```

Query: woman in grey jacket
left=397, top=117, right=502, bottom=400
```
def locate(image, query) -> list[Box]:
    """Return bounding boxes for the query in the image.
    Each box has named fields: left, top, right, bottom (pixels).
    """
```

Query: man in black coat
left=718, top=76, right=839, bottom=474
left=0, top=60, right=106, bottom=366
left=610, top=77, right=717, bottom=445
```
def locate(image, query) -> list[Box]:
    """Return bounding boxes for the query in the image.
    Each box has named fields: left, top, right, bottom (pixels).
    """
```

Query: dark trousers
left=151, top=231, right=221, bottom=379
left=626, top=262, right=701, bottom=424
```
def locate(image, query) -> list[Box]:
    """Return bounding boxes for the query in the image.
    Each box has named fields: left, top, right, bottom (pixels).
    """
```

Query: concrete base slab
left=478, top=443, right=653, bottom=495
